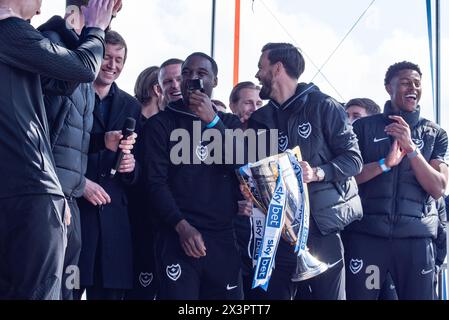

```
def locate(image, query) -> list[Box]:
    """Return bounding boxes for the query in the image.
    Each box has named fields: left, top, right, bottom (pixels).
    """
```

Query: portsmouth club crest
left=298, top=122, right=312, bottom=139
left=349, top=259, right=364, bottom=275
left=195, top=141, right=209, bottom=162
left=139, top=272, right=153, bottom=288
left=166, top=264, right=182, bottom=281
left=278, top=132, right=289, bottom=152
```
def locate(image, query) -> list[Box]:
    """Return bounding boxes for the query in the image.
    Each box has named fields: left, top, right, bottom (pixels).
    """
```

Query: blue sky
left=31, top=0, right=448, bottom=129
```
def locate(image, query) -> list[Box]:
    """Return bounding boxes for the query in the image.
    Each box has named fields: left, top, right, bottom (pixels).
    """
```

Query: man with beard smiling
left=246, top=43, right=363, bottom=300
left=344, top=61, right=448, bottom=300
left=143, top=52, right=243, bottom=300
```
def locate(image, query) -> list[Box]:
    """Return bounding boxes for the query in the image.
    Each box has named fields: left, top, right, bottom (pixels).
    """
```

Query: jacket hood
left=166, top=99, right=199, bottom=118
left=270, top=82, right=320, bottom=110
left=249, top=82, right=320, bottom=128
left=38, top=15, right=79, bottom=49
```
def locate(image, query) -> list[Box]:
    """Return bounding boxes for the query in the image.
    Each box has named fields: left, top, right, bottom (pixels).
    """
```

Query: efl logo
left=256, top=258, right=271, bottom=280
left=267, top=205, right=283, bottom=228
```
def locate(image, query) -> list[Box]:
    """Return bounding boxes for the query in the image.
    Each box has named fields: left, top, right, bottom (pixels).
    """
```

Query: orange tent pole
left=233, top=0, right=241, bottom=87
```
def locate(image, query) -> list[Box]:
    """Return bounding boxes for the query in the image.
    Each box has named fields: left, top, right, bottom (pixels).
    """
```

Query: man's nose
left=107, top=60, right=116, bottom=69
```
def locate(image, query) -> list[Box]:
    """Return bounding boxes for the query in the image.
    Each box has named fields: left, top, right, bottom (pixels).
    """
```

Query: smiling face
left=181, top=55, right=217, bottom=105
left=255, top=51, right=275, bottom=100
left=346, top=105, right=368, bottom=124
left=230, top=88, right=263, bottom=123
left=95, top=43, right=125, bottom=86
left=386, top=69, right=422, bottom=113
left=158, top=63, right=182, bottom=103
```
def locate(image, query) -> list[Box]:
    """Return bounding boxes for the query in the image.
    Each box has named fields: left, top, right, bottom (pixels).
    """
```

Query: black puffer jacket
left=348, top=102, right=449, bottom=239
left=248, top=83, right=363, bottom=235
left=39, top=16, right=95, bottom=198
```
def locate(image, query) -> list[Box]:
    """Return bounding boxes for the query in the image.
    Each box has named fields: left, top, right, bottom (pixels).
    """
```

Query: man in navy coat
left=75, top=30, right=140, bottom=300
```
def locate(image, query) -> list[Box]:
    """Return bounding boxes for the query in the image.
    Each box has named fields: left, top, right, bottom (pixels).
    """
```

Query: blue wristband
left=206, top=115, right=220, bottom=128
left=379, top=158, right=391, bottom=173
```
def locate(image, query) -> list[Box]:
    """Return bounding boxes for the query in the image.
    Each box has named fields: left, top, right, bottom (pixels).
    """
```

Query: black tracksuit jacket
left=0, top=17, right=105, bottom=199
left=143, top=99, right=242, bottom=232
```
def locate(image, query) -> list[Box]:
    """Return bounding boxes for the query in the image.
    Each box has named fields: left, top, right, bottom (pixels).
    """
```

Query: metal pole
left=211, top=0, right=216, bottom=59
left=435, top=0, right=441, bottom=125
left=233, top=0, right=241, bottom=86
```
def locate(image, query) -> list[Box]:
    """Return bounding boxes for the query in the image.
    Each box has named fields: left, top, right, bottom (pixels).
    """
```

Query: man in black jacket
left=37, top=0, right=128, bottom=300
left=345, top=61, right=448, bottom=300
left=0, top=0, right=114, bottom=300
left=245, top=43, right=363, bottom=300
left=76, top=30, right=140, bottom=300
left=143, top=52, right=243, bottom=300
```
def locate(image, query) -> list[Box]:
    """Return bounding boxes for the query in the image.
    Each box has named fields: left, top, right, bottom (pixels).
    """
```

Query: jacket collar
left=166, top=99, right=199, bottom=118
left=38, top=15, right=80, bottom=49
left=269, top=82, right=317, bottom=111
left=93, top=83, right=126, bottom=130
left=383, top=101, right=421, bottom=128
left=249, top=83, right=318, bottom=129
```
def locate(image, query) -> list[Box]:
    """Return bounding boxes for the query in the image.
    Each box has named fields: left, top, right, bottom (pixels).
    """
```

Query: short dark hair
left=262, top=43, right=305, bottom=79
left=384, top=61, right=422, bottom=86
left=183, top=52, right=218, bottom=77
left=66, top=0, right=89, bottom=7
left=229, top=81, right=261, bottom=104
left=105, top=30, right=128, bottom=61
left=134, top=66, right=160, bottom=105
left=345, top=98, right=381, bottom=116
left=160, top=58, right=184, bottom=69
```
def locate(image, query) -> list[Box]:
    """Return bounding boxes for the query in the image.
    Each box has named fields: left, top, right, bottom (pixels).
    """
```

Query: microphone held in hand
left=110, top=117, right=136, bottom=178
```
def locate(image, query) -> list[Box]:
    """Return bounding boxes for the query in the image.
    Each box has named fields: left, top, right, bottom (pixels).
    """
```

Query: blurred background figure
left=345, top=98, right=381, bottom=124
left=212, top=99, right=228, bottom=113
left=229, top=81, right=263, bottom=129
left=134, top=66, right=163, bottom=124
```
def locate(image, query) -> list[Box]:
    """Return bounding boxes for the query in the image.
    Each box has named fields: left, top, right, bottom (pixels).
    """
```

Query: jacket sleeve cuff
left=168, top=214, right=185, bottom=230
left=320, top=163, right=335, bottom=182
left=80, top=27, right=105, bottom=41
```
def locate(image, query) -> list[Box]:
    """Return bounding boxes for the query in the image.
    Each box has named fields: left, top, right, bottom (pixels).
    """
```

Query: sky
left=31, top=0, right=448, bottom=131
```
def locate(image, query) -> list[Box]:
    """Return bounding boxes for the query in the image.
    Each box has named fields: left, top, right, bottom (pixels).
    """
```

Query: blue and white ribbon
left=252, top=165, right=286, bottom=291
left=250, top=208, right=265, bottom=268
left=286, top=150, right=309, bottom=256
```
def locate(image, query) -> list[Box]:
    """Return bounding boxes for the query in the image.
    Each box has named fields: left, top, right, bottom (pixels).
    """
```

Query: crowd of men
left=0, top=0, right=447, bottom=300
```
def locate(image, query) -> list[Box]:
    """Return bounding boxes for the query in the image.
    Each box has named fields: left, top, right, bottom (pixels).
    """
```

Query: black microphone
left=110, top=117, right=136, bottom=178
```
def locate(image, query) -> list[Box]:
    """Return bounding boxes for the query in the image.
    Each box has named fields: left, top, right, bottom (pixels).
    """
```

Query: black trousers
left=295, top=231, right=346, bottom=300
left=61, top=198, right=82, bottom=300
left=155, top=229, right=243, bottom=300
left=73, top=236, right=126, bottom=300
left=246, top=240, right=297, bottom=300
left=344, top=233, right=435, bottom=300
left=0, top=194, right=67, bottom=300
left=246, top=231, right=345, bottom=300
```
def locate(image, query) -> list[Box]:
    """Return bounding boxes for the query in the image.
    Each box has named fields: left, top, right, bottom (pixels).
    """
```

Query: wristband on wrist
left=206, top=114, right=220, bottom=128
left=407, top=147, right=420, bottom=159
left=379, top=158, right=391, bottom=173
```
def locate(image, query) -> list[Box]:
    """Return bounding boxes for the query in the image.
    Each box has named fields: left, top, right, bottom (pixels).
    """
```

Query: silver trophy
left=238, top=147, right=328, bottom=282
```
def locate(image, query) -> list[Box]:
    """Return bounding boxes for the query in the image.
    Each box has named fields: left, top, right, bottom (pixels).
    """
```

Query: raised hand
left=385, top=115, right=415, bottom=153
left=82, top=0, right=114, bottom=31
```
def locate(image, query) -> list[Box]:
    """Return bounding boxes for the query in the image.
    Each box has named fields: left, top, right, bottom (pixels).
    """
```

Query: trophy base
left=290, top=252, right=329, bottom=282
